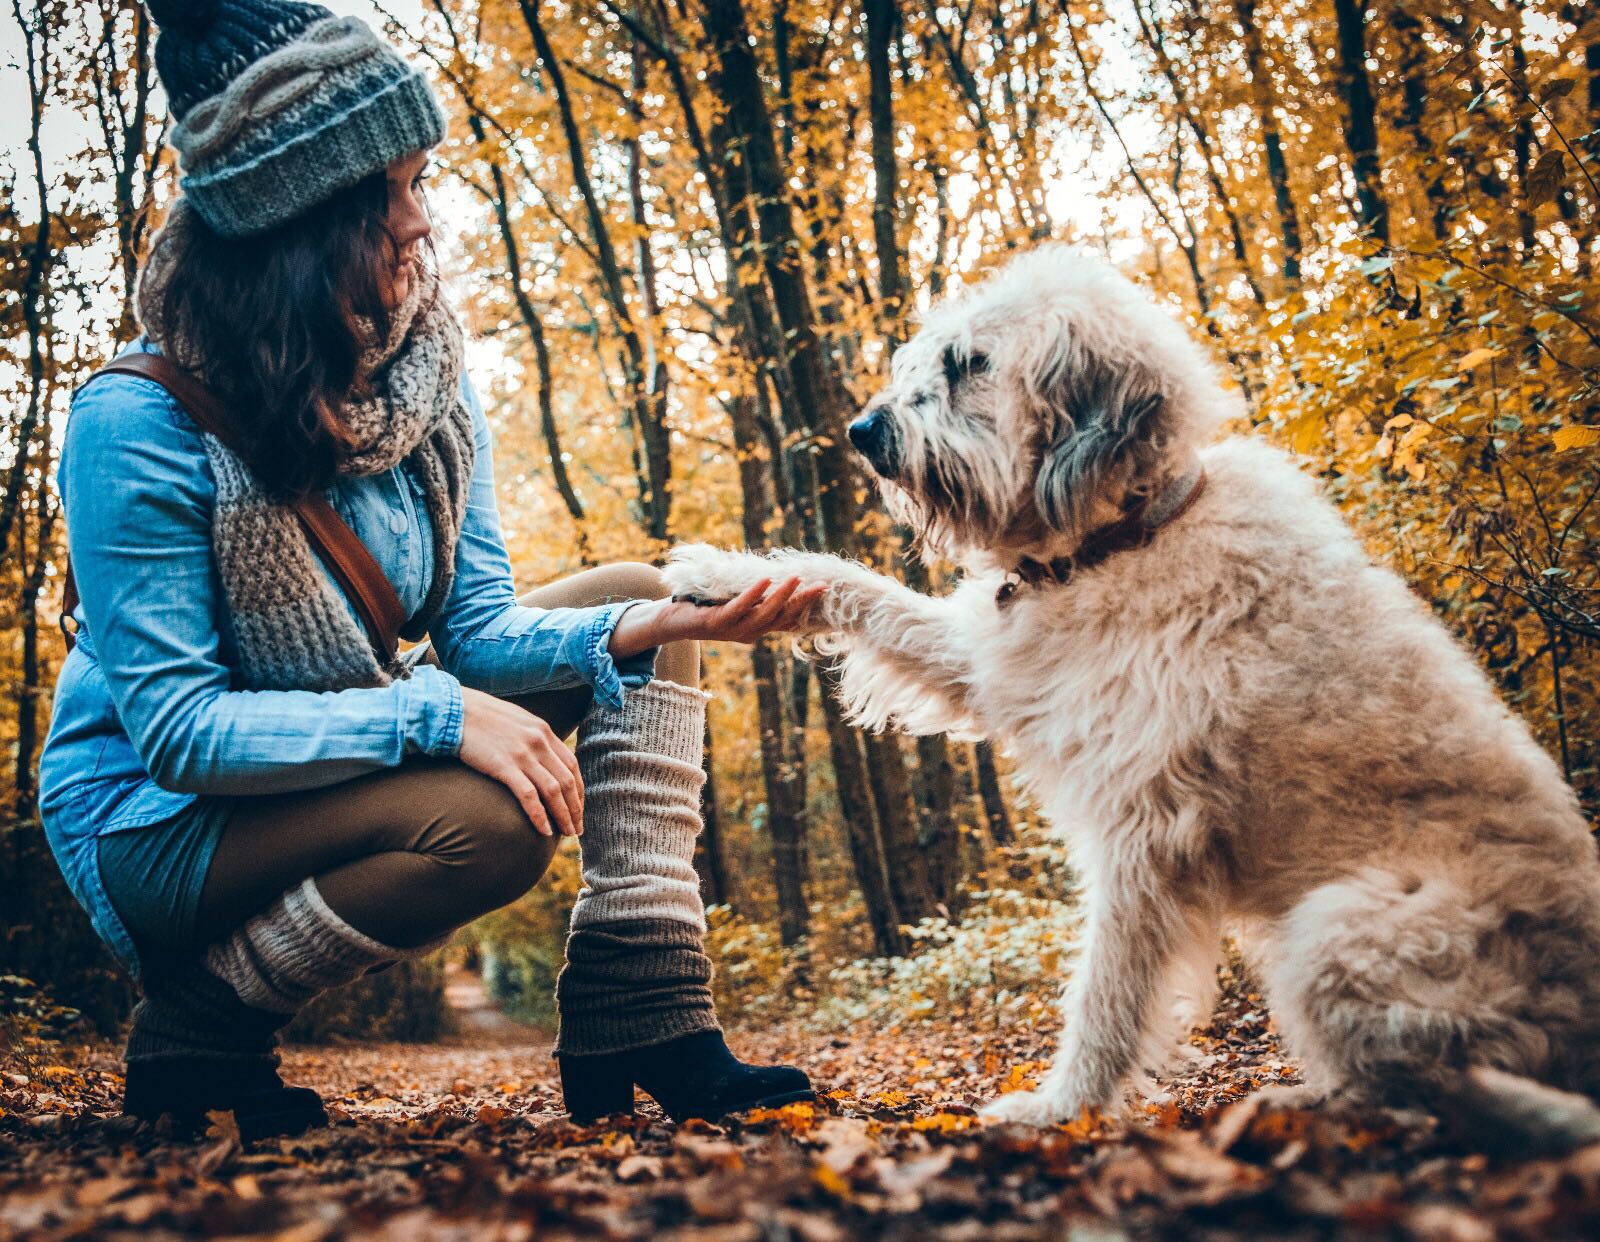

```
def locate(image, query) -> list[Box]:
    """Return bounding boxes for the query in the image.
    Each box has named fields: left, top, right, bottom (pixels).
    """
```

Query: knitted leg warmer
left=556, top=679, right=720, bottom=1055
left=204, top=877, right=441, bottom=1015
left=124, top=956, right=291, bottom=1066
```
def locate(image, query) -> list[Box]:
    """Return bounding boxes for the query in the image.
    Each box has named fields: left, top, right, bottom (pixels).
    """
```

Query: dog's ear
left=1033, top=376, right=1165, bottom=535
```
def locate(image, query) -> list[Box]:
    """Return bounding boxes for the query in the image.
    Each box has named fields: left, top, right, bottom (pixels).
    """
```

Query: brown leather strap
left=61, top=353, right=404, bottom=662
left=290, top=492, right=405, bottom=661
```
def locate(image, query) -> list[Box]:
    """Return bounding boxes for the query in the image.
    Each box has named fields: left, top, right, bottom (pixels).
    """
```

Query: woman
left=39, top=0, right=821, bottom=1141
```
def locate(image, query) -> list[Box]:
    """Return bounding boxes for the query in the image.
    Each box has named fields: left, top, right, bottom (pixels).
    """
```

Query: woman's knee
left=519, top=561, right=669, bottom=610
left=427, top=770, right=558, bottom=908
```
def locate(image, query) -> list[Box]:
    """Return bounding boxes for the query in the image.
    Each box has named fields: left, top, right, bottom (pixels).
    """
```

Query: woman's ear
left=1033, top=381, right=1165, bottom=536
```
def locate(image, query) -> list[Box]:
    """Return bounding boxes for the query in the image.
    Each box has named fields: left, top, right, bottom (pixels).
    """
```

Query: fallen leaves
left=5, top=971, right=1600, bottom=1240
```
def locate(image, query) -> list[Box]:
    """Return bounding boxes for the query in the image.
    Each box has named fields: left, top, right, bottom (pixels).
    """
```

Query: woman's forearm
left=606, top=597, right=686, bottom=662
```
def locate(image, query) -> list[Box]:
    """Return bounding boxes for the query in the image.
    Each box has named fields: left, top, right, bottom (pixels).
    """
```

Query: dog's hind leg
left=1257, top=867, right=1560, bottom=1104
left=981, top=850, right=1202, bottom=1125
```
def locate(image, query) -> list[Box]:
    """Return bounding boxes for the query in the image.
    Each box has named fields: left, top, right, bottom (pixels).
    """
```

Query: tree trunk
left=915, top=734, right=962, bottom=909
left=864, top=730, right=938, bottom=925
left=727, top=388, right=811, bottom=946
left=973, top=740, right=1014, bottom=846
left=1236, top=0, right=1304, bottom=284
left=519, top=0, right=671, bottom=542
left=696, top=716, right=731, bottom=908
left=867, top=0, right=905, bottom=318
left=1331, top=0, right=1389, bottom=246
left=1133, top=0, right=1266, bottom=308
left=819, top=683, right=906, bottom=956
left=15, top=488, right=58, bottom=817
left=468, top=111, right=590, bottom=544
left=703, top=0, right=923, bottom=954
left=1508, top=1, right=1537, bottom=255
left=1, top=0, right=53, bottom=563
left=752, top=638, right=811, bottom=944
left=89, top=0, right=162, bottom=345
left=1392, top=5, right=1448, bottom=241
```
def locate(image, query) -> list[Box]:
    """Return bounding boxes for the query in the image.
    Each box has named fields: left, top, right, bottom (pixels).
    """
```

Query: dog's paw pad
left=663, top=545, right=751, bottom=601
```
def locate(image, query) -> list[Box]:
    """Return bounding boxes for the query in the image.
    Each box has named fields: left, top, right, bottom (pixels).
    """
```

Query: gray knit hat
left=146, top=0, right=446, bottom=237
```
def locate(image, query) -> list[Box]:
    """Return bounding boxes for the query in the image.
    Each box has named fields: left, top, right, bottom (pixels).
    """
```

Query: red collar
left=996, top=464, right=1207, bottom=609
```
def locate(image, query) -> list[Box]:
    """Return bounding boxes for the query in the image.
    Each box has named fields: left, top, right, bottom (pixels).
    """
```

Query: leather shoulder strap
left=291, top=493, right=405, bottom=662
left=63, top=353, right=403, bottom=663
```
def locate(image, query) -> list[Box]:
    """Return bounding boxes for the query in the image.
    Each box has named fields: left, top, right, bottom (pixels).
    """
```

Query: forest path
left=4, top=974, right=1599, bottom=1238
left=441, top=961, right=535, bottom=1045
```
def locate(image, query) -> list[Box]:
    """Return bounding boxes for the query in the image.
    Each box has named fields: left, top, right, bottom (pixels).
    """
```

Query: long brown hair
left=147, top=171, right=410, bottom=499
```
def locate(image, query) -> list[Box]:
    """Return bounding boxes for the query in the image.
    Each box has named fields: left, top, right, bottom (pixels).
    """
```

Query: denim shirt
left=39, top=340, right=653, bottom=971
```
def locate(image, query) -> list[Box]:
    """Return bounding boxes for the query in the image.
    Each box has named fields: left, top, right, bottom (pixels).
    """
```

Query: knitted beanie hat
left=145, top=0, right=446, bottom=237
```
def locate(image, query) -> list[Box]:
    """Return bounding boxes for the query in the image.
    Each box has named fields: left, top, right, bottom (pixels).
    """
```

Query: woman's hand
left=457, top=686, right=583, bottom=837
left=608, top=576, right=826, bottom=661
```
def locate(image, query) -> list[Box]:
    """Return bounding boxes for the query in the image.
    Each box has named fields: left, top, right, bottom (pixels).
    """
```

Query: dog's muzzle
left=848, top=408, right=900, bottom=478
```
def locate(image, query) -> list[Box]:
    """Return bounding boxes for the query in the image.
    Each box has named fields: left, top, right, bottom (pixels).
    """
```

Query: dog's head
left=849, top=246, right=1235, bottom=565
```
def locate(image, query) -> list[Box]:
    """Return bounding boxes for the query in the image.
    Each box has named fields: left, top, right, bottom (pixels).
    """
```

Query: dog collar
left=996, top=462, right=1208, bottom=609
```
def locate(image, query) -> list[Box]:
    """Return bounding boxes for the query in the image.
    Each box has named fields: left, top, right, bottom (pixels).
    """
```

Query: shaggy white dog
left=666, top=246, right=1600, bottom=1135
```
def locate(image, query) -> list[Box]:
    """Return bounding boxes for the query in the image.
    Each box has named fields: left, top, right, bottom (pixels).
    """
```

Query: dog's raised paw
left=979, top=1089, right=1078, bottom=1127
left=664, top=544, right=770, bottom=605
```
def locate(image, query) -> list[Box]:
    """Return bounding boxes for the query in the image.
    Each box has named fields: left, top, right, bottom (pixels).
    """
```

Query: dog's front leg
left=665, top=544, right=978, bottom=733
left=982, top=858, right=1191, bottom=1125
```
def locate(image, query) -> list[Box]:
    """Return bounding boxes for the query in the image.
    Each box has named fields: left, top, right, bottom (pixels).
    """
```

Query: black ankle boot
left=558, top=1030, right=814, bottom=1123
left=124, top=1056, right=327, bottom=1143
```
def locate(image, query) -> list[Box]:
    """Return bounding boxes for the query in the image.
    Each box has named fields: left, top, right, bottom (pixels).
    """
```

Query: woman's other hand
left=457, top=687, right=584, bottom=837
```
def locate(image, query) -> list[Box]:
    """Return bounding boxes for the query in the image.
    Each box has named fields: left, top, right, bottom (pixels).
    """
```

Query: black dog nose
left=848, top=408, right=899, bottom=476
left=848, top=409, right=887, bottom=456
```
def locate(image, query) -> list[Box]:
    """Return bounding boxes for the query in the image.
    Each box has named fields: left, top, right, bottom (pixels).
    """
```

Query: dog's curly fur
left=666, top=246, right=1600, bottom=1130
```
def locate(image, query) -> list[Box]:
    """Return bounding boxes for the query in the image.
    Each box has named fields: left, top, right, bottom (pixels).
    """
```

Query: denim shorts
left=96, top=797, right=232, bottom=960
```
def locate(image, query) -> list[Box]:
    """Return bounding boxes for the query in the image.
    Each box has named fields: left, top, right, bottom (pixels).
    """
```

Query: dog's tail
left=1429, top=1067, right=1600, bottom=1158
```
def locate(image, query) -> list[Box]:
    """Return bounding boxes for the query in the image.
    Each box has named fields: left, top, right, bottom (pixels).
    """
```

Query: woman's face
left=380, top=149, right=434, bottom=309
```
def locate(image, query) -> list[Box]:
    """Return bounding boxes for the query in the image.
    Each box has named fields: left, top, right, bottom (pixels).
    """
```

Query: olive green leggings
left=191, top=563, right=698, bottom=950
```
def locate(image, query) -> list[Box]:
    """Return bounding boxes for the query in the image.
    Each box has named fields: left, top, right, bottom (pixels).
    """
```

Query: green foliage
left=0, top=817, right=134, bottom=1037
left=475, top=843, right=582, bottom=1027
left=702, top=904, right=795, bottom=1024
left=817, top=840, right=1081, bottom=1031
left=285, top=953, right=451, bottom=1045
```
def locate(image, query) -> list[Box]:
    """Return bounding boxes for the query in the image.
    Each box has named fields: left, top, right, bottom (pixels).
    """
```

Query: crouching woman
left=39, top=0, right=819, bottom=1141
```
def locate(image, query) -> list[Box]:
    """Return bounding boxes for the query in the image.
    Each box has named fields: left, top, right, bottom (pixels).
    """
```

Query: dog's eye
left=942, top=346, right=991, bottom=389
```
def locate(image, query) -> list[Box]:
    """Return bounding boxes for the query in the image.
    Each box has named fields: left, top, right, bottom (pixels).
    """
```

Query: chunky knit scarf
left=135, top=199, right=476, bottom=692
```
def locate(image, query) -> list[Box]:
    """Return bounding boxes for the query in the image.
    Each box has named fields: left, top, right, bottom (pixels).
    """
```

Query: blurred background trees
left=3, top=0, right=1596, bottom=1037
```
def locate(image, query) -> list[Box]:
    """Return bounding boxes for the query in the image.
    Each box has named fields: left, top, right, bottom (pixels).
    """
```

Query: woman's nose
left=393, top=194, right=432, bottom=248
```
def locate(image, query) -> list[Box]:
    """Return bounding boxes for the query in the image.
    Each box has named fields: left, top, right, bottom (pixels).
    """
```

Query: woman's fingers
left=777, top=582, right=828, bottom=630
left=527, top=761, right=578, bottom=837
left=504, top=770, right=554, bottom=837
left=555, top=738, right=584, bottom=817
left=551, top=747, right=584, bottom=835
left=743, top=576, right=801, bottom=632
left=714, top=577, right=772, bottom=628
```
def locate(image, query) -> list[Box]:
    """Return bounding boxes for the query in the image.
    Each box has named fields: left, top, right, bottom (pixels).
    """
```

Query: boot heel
left=557, top=1053, right=635, bottom=1122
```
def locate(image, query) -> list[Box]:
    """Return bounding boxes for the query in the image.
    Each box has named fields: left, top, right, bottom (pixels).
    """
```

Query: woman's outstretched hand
left=608, top=576, right=826, bottom=661
left=457, top=687, right=584, bottom=837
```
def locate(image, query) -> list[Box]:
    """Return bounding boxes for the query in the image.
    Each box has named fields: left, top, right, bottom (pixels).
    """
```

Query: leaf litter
left=3, top=974, right=1599, bottom=1240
